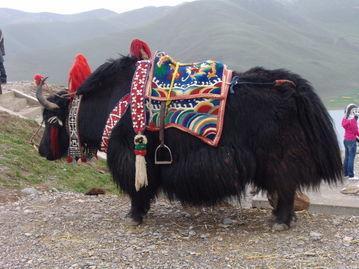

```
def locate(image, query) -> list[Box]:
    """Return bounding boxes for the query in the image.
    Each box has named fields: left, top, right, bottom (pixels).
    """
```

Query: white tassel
left=134, top=134, right=148, bottom=191
left=135, top=154, right=148, bottom=191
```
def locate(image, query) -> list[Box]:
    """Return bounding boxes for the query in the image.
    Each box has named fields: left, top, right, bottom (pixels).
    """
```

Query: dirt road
left=0, top=190, right=358, bottom=269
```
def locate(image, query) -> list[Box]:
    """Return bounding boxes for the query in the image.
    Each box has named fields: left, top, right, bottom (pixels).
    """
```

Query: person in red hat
left=130, top=39, right=152, bottom=60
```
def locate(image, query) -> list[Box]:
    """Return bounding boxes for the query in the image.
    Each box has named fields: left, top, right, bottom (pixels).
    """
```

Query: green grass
left=324, top=88, right=359, bottom=110
left=0, top=112, right=119, bottom=194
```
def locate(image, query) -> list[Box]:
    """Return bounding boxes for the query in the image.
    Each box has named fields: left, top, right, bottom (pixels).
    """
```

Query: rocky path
left=0, top=189, right=358, bottom=269
left=0, top=81, right=63, bottom=123
left=0, top=90, right=42, bottom=121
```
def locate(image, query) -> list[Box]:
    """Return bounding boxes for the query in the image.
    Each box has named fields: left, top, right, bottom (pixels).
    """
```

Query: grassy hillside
left=325, top=88, right=359, bottom=109
left=0, top=112, right=117, bottom=193
left=1, top=0, right=359, bottom=99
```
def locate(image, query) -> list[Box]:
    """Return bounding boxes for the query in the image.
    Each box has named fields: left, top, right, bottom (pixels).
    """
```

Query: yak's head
left=36, top=78, right=70, bottom=160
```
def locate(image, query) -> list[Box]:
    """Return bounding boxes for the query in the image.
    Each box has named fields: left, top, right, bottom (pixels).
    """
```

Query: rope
left=166, top=62, right=180, bottom=108
left=29, top=119, right=44, bottom=148
left=230, top=76, right=296, bottom=94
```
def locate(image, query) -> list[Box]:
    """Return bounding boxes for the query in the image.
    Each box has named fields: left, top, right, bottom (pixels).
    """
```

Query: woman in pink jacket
left=342, top=104, right=359, bottom=180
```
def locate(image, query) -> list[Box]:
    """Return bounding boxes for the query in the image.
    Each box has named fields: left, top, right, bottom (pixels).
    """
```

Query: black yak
left=37, top=56, right=137, bottom=160
left=37, top=54, right=342, bottom=231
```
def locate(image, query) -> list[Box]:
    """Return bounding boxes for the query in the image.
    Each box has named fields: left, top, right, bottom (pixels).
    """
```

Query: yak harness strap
left=67, top=95, right=83, bottom=163
left=101, top=94, right=131, bottom=153
left=130, top=60, right=151, bottom=191
left=154, top=102, right=173, bottom=164
left=67, top=95, right=97, bottom=163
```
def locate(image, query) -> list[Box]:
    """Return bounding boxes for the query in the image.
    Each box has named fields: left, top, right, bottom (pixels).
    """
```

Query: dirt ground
left=0, top=190, right=358, bottom=269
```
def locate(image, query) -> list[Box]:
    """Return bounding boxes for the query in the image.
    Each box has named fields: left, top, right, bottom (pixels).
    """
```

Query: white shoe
left=348, top=176, right=359, bottom=181
left=341, top=183, right=359, bottom=194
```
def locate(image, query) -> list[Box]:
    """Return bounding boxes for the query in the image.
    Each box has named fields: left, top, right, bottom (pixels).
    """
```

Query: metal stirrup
left=155, top=102, right=173, bottom=164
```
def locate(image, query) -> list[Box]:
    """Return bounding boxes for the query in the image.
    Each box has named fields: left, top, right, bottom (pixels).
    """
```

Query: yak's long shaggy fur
left=106, top=61, right=342, bottom=226
left=38, top=55, right=342, bottom=228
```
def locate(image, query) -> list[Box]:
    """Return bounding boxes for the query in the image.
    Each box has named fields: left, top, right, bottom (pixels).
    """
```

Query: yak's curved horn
left=36, top=77, right=59, bottom=110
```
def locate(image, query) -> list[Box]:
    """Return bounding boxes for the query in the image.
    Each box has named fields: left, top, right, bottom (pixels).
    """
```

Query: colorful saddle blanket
left=146, top=51, right=232, bottom=146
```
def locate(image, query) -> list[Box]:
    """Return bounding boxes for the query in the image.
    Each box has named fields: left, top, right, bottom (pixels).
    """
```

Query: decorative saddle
left=145, top=51, right=232, bottom=146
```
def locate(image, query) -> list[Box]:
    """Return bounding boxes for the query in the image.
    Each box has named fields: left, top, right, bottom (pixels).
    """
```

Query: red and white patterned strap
left=100, top=60, right=151, bottom=153
left=130, top=60, right=151, bottom=134
left=101, top=94, right=130, bottom=153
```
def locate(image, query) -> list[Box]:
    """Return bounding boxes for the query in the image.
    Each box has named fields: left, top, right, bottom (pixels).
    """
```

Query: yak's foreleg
left=271, top=189, right=295, bottom=231
left=127, top=188, right=155, bottom=225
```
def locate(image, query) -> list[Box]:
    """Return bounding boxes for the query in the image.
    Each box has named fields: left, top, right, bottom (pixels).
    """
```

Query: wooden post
left=0, top=83, right=2, bottom=94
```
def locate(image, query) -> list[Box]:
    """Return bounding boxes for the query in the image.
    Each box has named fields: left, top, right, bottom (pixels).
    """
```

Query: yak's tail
left=293, top=76, right=342, bottom=186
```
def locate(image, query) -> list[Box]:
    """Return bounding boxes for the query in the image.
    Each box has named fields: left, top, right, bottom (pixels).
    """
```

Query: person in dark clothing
left=0, top=29, right=7, bottom=84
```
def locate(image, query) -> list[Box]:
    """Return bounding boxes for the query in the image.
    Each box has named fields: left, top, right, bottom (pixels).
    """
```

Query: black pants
left=0, top=61, right=7, bottom=83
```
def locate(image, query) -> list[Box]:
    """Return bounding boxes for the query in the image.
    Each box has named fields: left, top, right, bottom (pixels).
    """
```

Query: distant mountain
left=1, top=6, right=172, bottom=51
left=0, top=8, right=118, bottom=25
left=1, top=0, right=359, bottom=100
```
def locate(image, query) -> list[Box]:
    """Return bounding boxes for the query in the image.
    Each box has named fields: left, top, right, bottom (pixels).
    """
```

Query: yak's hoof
left=272, top=223, right=289, bottom=232
left=124, top=216, right=142, bottom=226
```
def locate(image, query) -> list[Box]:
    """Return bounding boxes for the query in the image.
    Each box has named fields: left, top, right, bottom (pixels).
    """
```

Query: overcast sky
left=0, top=0, right=197, bottom=14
